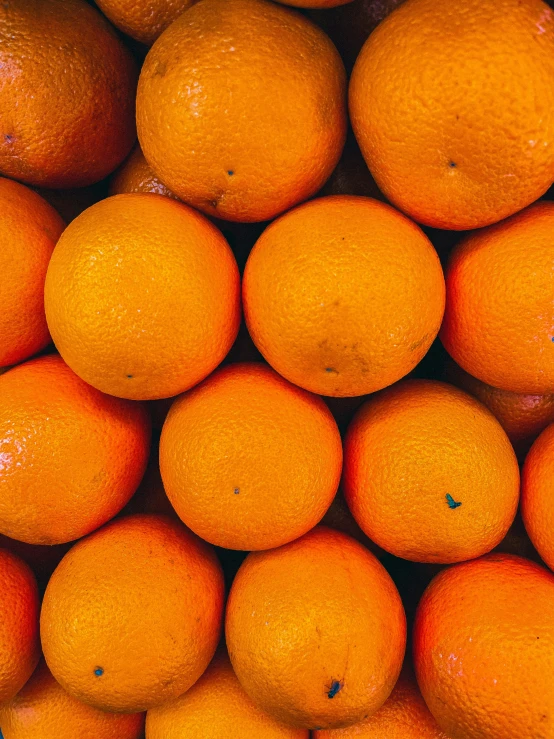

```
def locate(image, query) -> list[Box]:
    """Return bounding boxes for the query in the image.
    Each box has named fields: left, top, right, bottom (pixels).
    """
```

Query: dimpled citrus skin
left=41, top=514, right=225, bottom=713
left=160, top=363, right=342, bottom=551
left=522, top=424, right=554, bottom=572
left=0, top=549, right=40, bottom=704
left=349, top=0, right=554, bottom=230
left=446, top=360, right=554, bottom=458
left=0, top=178, right=64, bottom=368
left=146, top=648, right=309, bottom=739
left=414, top=554, right=554, bottom=739
left=0, top=355, right=150, bottom=545
left=136, top=0, right=347, bottom=223
left=343, top=380, right=520, bottom=563
left=226, top=526, right=406, bottom=730
left=313, top=669, right=448, bottom=738
left=441, top=201, right=554, bottom=394
left=44, top=194, right=240, bottom=400
left=0, top=0, right=137, bottom=188
left=0, top=660, right=145, bottom=739
left=109, top=145, right=179, bottom=200
left=243, top=196, right=444, bottom=397
left=95, top=0, right=197, bottom=45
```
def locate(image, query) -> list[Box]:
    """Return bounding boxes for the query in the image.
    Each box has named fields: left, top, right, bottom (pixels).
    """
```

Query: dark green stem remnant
left=446, top=494, right=462, bottom=509
left=327, top=680, right=342, bottom=698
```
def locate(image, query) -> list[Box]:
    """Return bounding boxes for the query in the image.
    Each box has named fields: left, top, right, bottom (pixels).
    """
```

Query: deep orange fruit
left=0, top=660, right=145, bottom=739
left=446, top=359, right=554, bottom=458
left=0, top=0, right=137, bottom=188
left=44, top=194, right=240, bottom=400
left=522, top=423, right=554, bottom=571
left=0, top=178, right=64, bottom=368
left=160, top=363, right=342, bottom=550
left=343, top=380, right=520, bottom=563
left=226, top=526, right=406, bottom=730
left=414, top=554, right=554, bottom=738
left=95, top=0, right=197, bottom=45
left=136, top=0, right=347, bottom=222
left=109, top=144, right=179, bottom=200
left=441, top=201, right=554, bottom=393
left=313, top=668, right=448, bottom=738
left=243, top=196, right=444, bottom=397
left=41, top=514, right=225, bottom=712
left=0, top=355, right=150, bottom=545
left=146, top=648, right=309, bottom=738
left=0, top=548, right=40, bottom=704
left=349, top=0, right=554, bottom=229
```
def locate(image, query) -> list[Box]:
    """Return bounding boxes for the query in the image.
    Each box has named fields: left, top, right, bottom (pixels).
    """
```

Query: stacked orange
left=0, top=0, right=553, bottom=737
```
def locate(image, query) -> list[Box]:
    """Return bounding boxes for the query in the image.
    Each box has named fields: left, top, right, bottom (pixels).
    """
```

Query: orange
left=109, top=144, right=179, bottom=200
left=226, top=526, right=406, bottom=729
left=94, top=0, right=197, bottom=45
left=349, top=0, right=554, bottom=230
left=446, top=359, right=554, bottom=458
left=0, top=660, right=145, bottom=739
left=41, top=514, right=224, bottom=712
left=0, top=354, right=150, bottom=545
left=243, top=195, right=445, bottom=397
left=146, top=648, right=309, bottom=738
left=441, top=201, right=554, bottom=394
left=0, top=0, right=137, bottom=188
left=44, top=194, right=240, bottom=400
left=313, top=667, right=448, bottom=738
left=0, top=548, right=40, bottom=703
left=160, top=362, right=342, bottom=550
left=343, top=380, right=520, bottom=563
left=522, top=423, right=554, bottom=571
left=0, top=178, right=64, bottom=368
left=413, top=553, right=554, bottom=738
left=136, top=0, right=347, bottom=222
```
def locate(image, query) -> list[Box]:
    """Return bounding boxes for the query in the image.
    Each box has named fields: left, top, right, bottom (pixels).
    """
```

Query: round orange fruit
left=44, top=194, right=240, bottom=400
left=41, top=514, right=224, bottom=713
left=0, top=355, right=150, bottom=545
left=0, top=0, right=137, bottom=188
left=522, top=423, right=554, bottom=571
left=414, top=554, right=554, bottom=738
left=146, top=648, right=309, bottom=738
left=0, top=177, right=64, bottom=368
left=349, top=0, right=554, bottom=230
left=160, top=362, right=342, bottom=550
left=441, top=200, right=554, bottom=394
left=243, top=195, right=444, bottom=397
left=109, top=144, right=179, bottom=200
left=0, top=660, right=145, bottom=739
left=343, top=380, right=520, bottom=563
left=226, top=526, right=406, bottom=730
left=94, top=0, right=197, bottom=45
left=445, top=359, right=554, bottom=458
left=0, top=548, right=40, bottom=704
left=136, top=0, right=347, bottom=222
left=313, top=668, right=448, bottom=738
